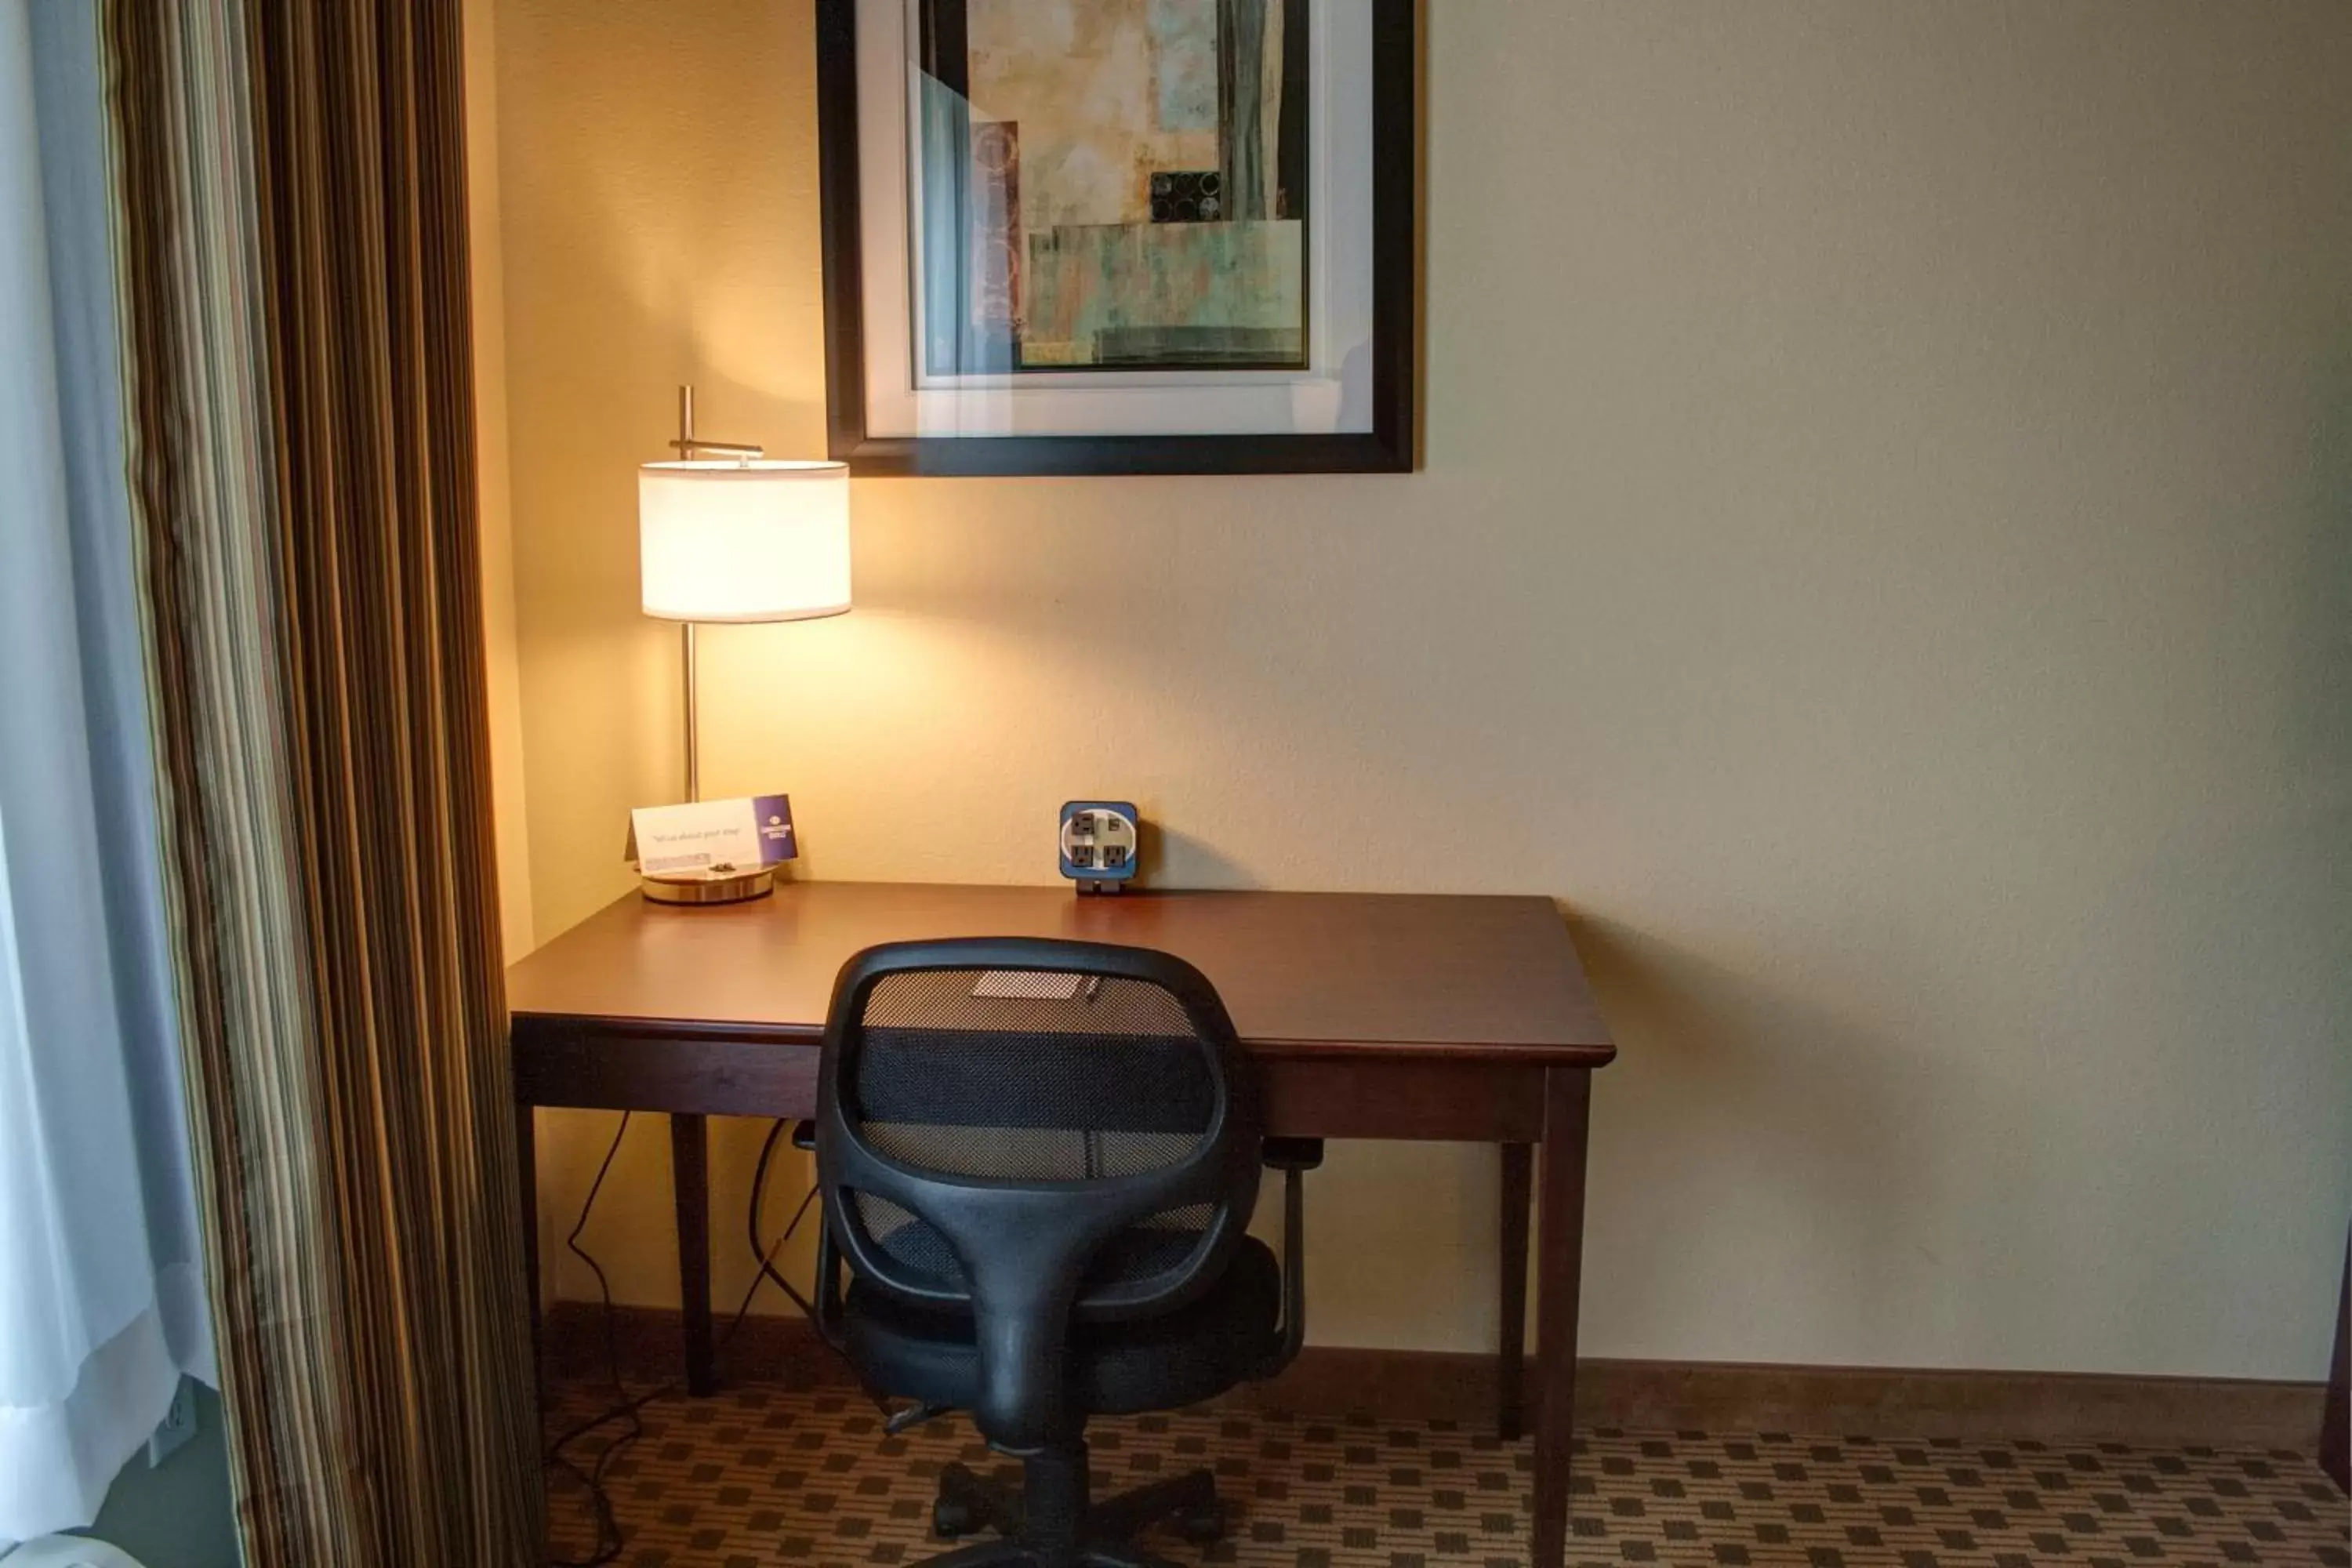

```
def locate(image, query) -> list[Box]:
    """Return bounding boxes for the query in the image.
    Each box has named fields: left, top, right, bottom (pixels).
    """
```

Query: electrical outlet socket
left=147, top=1376, right=196, bottom=1468
left=1059, top=800, right=1141, bottom=886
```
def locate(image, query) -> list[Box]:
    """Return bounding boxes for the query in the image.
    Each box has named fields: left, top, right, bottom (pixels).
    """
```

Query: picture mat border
left=816, top=0, right=1417, bottom=475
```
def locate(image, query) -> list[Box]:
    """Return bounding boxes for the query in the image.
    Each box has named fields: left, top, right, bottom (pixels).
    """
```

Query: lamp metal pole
left=678, top=384, right=699, bottom=803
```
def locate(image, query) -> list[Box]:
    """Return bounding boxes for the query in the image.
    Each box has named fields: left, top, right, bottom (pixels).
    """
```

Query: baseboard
left=1571, top=1358, right=2322, bottom=1450
left=545, top=1301, right=854, bottom=1393
left=541, top=1302, right=2325, bottom=1451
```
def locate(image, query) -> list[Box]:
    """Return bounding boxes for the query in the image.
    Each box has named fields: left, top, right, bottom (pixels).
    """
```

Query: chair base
left=917, top=1443, right=1225, bottom=1568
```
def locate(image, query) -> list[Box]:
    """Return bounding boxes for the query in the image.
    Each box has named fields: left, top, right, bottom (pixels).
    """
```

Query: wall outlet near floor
left=147, top=1376, right=196, bottom=1468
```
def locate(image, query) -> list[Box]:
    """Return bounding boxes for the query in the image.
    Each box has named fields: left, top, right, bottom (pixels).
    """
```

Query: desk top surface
left=508, top=882, right=1614, bottom=1065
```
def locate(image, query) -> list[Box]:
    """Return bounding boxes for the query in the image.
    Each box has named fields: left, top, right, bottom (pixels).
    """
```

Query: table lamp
left=637, top=384, right=851, bottom=904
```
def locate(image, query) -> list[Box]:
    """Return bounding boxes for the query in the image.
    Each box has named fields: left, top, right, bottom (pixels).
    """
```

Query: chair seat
left=843, top=1237, right=1283, bottom=1420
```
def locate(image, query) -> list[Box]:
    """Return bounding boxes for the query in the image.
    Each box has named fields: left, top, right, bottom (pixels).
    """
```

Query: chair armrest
left=1261, top=1145, right=1322, bottom=1370
left=1261, top=1157, right=1312, bottom=1376
left=1262, top=1137, right=1324, bottom=1172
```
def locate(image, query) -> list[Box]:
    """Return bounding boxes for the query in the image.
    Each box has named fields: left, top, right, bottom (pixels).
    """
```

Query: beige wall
left=466, top=0, right=535, bottom=966
left=484, top=0, right=2352, bottom=1377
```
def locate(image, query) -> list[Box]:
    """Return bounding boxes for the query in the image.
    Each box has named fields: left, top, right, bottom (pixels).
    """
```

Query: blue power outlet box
left=1060, top=801, right=1139, bottom=892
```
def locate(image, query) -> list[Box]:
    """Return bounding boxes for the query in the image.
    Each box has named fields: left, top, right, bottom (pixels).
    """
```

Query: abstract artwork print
left=915, top=0, right=1311, bottom=377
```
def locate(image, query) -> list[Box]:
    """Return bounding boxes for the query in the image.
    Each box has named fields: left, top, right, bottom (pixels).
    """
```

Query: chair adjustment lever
left=884, top=1400, right=954, bottom=1436
left=790, top=1120, right=818, bottom=1152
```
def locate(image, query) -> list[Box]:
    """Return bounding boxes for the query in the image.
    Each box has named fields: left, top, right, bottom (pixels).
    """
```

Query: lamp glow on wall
left=637, top=385, right=850, bottom=904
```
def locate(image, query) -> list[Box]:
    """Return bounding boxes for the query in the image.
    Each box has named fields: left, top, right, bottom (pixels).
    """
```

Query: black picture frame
left=815, top=0, right=1418, bottom=477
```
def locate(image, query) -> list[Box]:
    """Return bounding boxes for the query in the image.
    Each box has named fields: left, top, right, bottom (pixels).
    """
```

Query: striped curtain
left=100, top=1, right=539, bottom=1561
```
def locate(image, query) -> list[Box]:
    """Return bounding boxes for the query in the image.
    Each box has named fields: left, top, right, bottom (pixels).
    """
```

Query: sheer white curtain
left=0, top=0, right=216, bottom=1541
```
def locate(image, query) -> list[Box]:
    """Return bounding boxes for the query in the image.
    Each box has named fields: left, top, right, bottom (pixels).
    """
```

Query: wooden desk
left=508, top=881, right=1616, bottom=1568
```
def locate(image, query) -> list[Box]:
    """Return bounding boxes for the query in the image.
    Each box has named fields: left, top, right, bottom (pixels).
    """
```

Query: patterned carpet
left=543, top=1380, right=2349, bottom=1568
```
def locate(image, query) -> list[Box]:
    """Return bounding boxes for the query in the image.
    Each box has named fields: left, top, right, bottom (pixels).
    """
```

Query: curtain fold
left=0, top=0, right=215, bottom=1539
left=100, top=0, right=539, bottom=1560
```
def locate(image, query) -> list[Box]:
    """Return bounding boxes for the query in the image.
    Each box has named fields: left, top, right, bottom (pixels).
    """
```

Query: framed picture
left=816, top=0, right=1417, bottom=476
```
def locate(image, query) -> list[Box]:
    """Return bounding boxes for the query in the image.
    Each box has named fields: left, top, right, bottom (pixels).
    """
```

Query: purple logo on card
left=753, top=793, right=797, bottom=863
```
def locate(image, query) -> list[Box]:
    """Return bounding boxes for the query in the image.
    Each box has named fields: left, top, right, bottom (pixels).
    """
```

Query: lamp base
left=638, top=866, right=777, bottom=906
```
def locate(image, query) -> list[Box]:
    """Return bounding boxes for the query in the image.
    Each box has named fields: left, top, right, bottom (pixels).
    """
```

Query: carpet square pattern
left=544, top=1380, right=2349, bottom=1567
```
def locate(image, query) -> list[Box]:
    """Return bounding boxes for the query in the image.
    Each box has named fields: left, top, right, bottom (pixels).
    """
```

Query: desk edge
left=509, top=1008, right=1617, bottom=1068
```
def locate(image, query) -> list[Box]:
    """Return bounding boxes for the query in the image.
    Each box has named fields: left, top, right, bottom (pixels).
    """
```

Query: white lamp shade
left=638, top=460, right=852, bottom=622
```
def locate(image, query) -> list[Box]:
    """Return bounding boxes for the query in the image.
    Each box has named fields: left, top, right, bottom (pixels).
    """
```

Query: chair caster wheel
left=1171, top=1502, right=1227, bottom=1544
left=933, top=1497, right=977, bottom=1538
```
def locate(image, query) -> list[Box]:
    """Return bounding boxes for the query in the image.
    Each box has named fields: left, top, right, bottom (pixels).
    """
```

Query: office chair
left=811, top=937, right=1319, bottom=1568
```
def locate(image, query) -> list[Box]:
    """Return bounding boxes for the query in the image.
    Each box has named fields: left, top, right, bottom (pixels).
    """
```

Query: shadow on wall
left=1145, top=824, right=1265, bottom=891
left=2292, top=351, right=2352, bottom=781
left=1564, top=909, right=2190, bottom=1367
left=73, top=1383, right=238, bottom=1568
left=1570, top=910, right=1919, bottom=1352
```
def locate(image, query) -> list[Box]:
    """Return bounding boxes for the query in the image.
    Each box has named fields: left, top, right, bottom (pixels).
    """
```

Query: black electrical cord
left=747, top=1115, right=821, bottom=1320
left=543, top=1115, right=826, bottom=1566
left=745, top=1119, right=898, bottom=1427
left=543, top=1112, right=641, bottom=1566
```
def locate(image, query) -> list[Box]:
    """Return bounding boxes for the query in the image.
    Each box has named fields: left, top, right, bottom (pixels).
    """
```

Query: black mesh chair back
left=816, top=937, right=1264, bottom=1447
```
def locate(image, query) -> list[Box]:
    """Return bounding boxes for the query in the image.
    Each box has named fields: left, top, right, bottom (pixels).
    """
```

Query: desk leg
left=672, top=1112, right=717, bottom=1397
left=517, top=1101, right=543, bottom=1395
left=1499, top=1143, right=1533, bottom=1441
left=1531, top=1069, right=1592, bottom=1568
